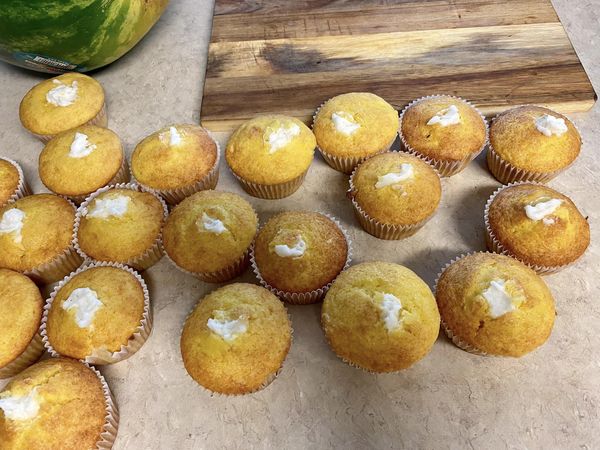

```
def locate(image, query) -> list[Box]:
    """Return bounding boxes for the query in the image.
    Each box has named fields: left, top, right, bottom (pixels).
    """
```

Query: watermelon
left=0, top=0, right=169, bottom=73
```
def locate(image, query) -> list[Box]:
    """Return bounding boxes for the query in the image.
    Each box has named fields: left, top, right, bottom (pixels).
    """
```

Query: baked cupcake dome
left=75, top=184, right=167, bottom=271
left=181, top=283, right=292, bottom=395
left=39, top=125, right=128, bottom=203
left=312, top=92, right=398, bottom=174
left=321, top=262, right=440, bottom=372
left=400, top=95, right=487, bottom=177
left=0, top=194, right=82, bottom=284
left=0, top=158, right=30, bottom=207
left=349, top=152, right=442, bottom=239
left=252, top=211, right=350, bottom=304
left=131, top=124, right=220, bottom=204
left=19, top=73, right=107, bottom=142
left=485, top=183, right=590, bottom=272
left=226, top=115, right=316, bottom=199
left=163, top=190, right=258, bottom=282
left=0, top=269, right=44, bottom=379
left=43, top=263, right=149, bottom=364
left=435, top=253, right=555, bottom=357
left=487, top=106, right=581, bottom=184
left=0, top=358, right=116, bottom=449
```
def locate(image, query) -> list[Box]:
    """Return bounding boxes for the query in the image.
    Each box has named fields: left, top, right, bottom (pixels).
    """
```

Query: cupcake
left=131, top=124, right=220, bottom=205
left=251, top=211, right=351, bottom=304
left=19, top=73, right=107, bottom=142
left=399, top=95, right=488, bottom=176
left=181, top=283, right=292, bottom=395
left=485, top=183, right=590, bottom=274
left=0, top=194, right=82, bottom=284
left=0, top=269, right=44, bottom=379
left=435, top=252, right=555, bottom=356
left=348, top=152, right=442, bottom=239
left=75, top=183, right=167, bottom=271
left=487, top=106, right=581, bottom=184
left=321, top=262, right=440, bottom=372
left=42, top=263, right=150, bottom=365
left=0, top=357, right=118, bottom=449
left=312, top=92, right=398, bottom=174
left=0, top=157, right=31, bottom=208
left=39, top=125, right=129, bottom=204
left=226, top=115, right=315, bottom=199
left=163, top=190, right=258, bottom=283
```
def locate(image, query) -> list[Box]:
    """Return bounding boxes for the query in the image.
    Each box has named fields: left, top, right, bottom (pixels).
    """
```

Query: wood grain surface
left=200, top=0, right=596, bottom=131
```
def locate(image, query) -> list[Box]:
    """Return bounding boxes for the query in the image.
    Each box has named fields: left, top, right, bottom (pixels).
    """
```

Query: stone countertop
left=1, top=0, right=599, bottom=448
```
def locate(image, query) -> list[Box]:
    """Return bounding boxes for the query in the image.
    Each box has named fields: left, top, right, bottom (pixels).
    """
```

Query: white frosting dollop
left=482, top=279, right=518, bottom=319
left=332, top=112, right=360, bottom=135
left=62, top=287, right=103, bottom=328
left=267, top=124, right=301, bottom=154
left=427, top=105, right=461, bottom=127
left=46, top=79, right=78, bottom=107
left=525, top=199, right=562, bottom=222
left=207, top=315, right=248, bottom=342
left=379, top=293, right=403, bottom=331
left=535, top=114, right=568, bottom=137
left=0, top=388, right=40, bottom=421
left=169, top=126, right=182, bottom=146
left=274, top=236, right=307, bottom=258
left=69, top=132, right=97, bottom=158
left=201, top=212, right=227, bottom=234
left=86, top=195, right=130, bottom=219
left=375, top=163, right=414, bottom=189
left=0, top=208, right=25, bottom=244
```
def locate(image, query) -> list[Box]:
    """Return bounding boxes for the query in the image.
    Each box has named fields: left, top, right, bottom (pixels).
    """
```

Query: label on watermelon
left=13, top=52, right=82, bottom=73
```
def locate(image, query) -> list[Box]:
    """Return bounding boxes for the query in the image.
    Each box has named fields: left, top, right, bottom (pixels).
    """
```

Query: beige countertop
left=1, top=0, right=599, bottom=448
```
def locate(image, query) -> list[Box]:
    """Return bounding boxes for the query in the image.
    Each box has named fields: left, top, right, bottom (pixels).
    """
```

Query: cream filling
left=375, top=163, right=414, bottom=189
left=0, top=208, right=25, bottom=244
left=0, top=388, right=40, bottom=421
left=62, top=287, right=103, bottom=328
left=379, top=293, right=403, bottom=331
left=482, top=279, right=519, bottom=319
left=169, top=126, right=182, bottom=146
left=267, top=124, right=301, bottom=154
left=525, top=199, right=562, bottom=222
left=535, top=114, right=568, bottom=137
left=207, top=315, right=248, bottom=341
left=274, top=236, right=307, bottom=258
left=427, top=105, right=461, bottom=126
left=46, top=79, right=78, bottom=107
left=86, top=195, right=130, bottom=219
left=200, top=212, right=227, bottom=234
left=69, top=132, right=97, bottom=158
left=332, top=112, right=360, bottom=135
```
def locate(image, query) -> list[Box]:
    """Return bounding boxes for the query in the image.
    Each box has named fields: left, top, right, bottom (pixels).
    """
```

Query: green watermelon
left=0, top=0, right=169, bottom=73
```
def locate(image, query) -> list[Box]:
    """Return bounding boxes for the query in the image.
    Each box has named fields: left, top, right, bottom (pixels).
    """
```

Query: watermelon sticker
left=13, top=52, right=82, bottom=73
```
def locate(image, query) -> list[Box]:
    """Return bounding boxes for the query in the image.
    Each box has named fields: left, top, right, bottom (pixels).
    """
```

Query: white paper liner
left=250, top=212, right=353, bottom=305
left=0, top=157, right=31, bottom=207
left=0, top=332, right=44, bottom=379
left=86, top=362, right=119, bottom=448
left=40, top=261, right=152, bottom=365
left=30, top=102, right=108, bottom=143
left=230, top=167, right=308, bottom=199
left=74, top=183, right=167, bottom=271
left=398, top=95, right=489, bottom=177
left=165, top=246, right=251, bottom=283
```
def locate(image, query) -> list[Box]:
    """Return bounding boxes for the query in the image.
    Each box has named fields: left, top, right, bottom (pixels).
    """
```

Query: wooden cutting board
left=200, top=0, right=596, bottom=131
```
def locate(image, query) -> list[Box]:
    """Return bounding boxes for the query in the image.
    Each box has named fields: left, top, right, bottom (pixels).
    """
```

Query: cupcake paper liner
left=230, top=168, right=308, bottom=200
left=165, top=246, right=251, bottom=283
left=0, top=157, right=32, bottom=207
left=40, top=261, right=152, bottom=365
left=74, top=183, right=167, bottom=271
left=31, top=102, right=108, bottom=143
left=250, top=212, right=353, bottom=305
left=398, top=95, right=489, bottom=177
left=0, top=332, right=44, bottom=379
left=87, top=362, right=119, bottom=448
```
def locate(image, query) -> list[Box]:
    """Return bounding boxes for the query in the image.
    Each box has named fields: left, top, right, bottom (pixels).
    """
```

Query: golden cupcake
left=349, top=152, right=442, bottom=239
left=39, top=125, right=128, bottom=204
left=131, top=124, right=220, bottom=204
left=0, top=194, right=82, bottom=284
left=252, top=211, right=350, bottom=304
left=42, top=263, right=150, bottom=365
left=163, top=190, right=258, bottom=282
left=399, top=95, right=487, bottom=176
left=0, top=157, right=30, bottom=208
left=321, top=262, right=440, bottom=372
left=75, top=184, right=166, bottom=271
left=435, top=252, right=555, bottom=356
left=226, top=115, right=316, bottom=199
left=19, top=73, right=107, bottom=142
left=485, top=183, right=590, bottom=273
left=0, top=357, right=117, bottom=449
left=0, top=269, right=44, bottom=379
left=312, top=92, right=398, bottom=174
left=181, top=283, right=292, bottom=395
left=488, top=106, right=581, bottom=183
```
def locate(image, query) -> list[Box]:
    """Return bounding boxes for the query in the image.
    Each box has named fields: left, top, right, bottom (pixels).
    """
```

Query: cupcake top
left=19, top=73, right=105, bottom=136
left=0, top=358, right=106, bottom=448
left=0, top=194, right=75, bottom=273
left=77, top=187, right=165, bottom=263
left=226, top=115, right=315, bottom=185
left=163, top=190, right=258, bottom=274
left=436, top=253, right=555, bottom=356
left=313, top=92, right=398, bottom=158
left=0, top=269, right=43, bottom=369
left=321, top=262, right=440, bottom=372
left=131, top=124, right=218, bottom=191
left=401, top=95, right=487, bottom=161
left=487, top=184, right=590, bottom=268
left=253, top=211, right=348, bottom=294
left=0, top=158, right=21, bottom=207
left=490, top=106, right=581, bottom=173
left=350, top=152, right=442, bottom=226
left=39, top=125, right=124, bottom=198
left=46, top=265, right=146, bottom=361
left=181, top=283, right=292, bottom=395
